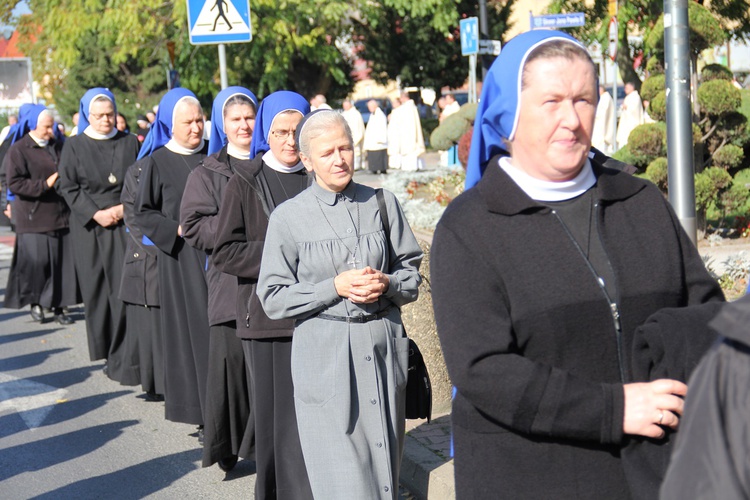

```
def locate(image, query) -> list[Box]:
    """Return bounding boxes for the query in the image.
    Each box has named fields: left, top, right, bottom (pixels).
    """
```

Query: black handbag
left=376, top=188, right=432, bottom=422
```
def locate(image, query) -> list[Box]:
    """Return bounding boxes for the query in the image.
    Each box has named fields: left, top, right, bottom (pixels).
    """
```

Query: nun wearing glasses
left=180, top=86, right=258, bottom=471
left=212, top=90, right=314, bottom=499
left=58, top=88, right=140, bottom=383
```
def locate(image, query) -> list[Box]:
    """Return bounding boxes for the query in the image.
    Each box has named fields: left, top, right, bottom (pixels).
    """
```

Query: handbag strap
left=376, top=188, right=390, bottom=237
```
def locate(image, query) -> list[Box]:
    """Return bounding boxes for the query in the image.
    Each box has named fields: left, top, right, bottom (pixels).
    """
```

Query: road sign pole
left=218, top=43, right=228, bottom=90
left=469, top=54, right=477, bottom=104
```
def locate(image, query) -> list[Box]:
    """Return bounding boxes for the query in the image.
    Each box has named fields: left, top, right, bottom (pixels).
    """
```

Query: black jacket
left=119, top=158, right=159, bottom=306
left=431, top=158, right=724, bottom=499
left=180, top=148, right=237, bottom=326
left=213, top=155, right=311, bottom=339
left=5, top=134, right=69, bottom=233
left=660, top=295, right=750, bottom=500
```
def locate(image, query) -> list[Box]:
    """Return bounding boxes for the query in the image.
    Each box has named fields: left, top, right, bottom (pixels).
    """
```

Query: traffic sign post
left=187, top=0, right=252, bottom=45
left=529, top=12, right=585, bottom=30
left=608, top=12, right=618, bottom=153
left=460, top=18, right=479, bottom=103
left=186, top=0, right=253, bottom=89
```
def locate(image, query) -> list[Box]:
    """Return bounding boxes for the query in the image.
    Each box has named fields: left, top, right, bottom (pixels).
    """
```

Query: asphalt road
left=0, top=232, right=249, bottom=499
left=0, top=227, right=416, bottom=499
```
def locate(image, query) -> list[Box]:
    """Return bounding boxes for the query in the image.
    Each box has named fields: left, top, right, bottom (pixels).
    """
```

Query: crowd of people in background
left=2, top=27, right=749, bottom=500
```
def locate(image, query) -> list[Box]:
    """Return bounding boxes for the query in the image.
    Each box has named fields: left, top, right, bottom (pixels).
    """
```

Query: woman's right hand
left=92, top=208, right=119, bottom=227
left=623, top=379, right=687, bottom=439
left=46, top=172, right=59, bottom=188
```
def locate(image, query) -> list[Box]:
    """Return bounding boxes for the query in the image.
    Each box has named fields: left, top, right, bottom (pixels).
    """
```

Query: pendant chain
left=316, top=192, right=361, bottom=268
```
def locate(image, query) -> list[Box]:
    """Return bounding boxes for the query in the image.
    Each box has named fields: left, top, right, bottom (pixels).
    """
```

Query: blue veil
left=207, top=86, right=258, bottom=155
left=137, top=88, right=199, bottom=160
left=78, top=88, right=117, bottom=133
left=249, top=90, right=309, bottom=159
left=465, top=30, right=584, bottom=189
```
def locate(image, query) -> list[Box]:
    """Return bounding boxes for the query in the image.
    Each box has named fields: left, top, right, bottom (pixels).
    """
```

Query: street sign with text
left=187, top=0, right=252, bottom=45
left=478, top=40, right=502, bottom=56
left=530, top=12, right=585, bottom=30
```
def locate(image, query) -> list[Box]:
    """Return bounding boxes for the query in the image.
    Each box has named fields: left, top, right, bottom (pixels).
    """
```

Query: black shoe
left=218, top=455, right=238, bottom=472
left=144, top=391, right=164, bottom=402
left=30, top=304, right=44, bottom=322
left=53, top=308, right=74, bottom=325
left=197, top=426, right=204, bottom=445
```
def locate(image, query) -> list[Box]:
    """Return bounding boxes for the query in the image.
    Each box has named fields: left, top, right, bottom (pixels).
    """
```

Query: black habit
left=213, top=155, right=313, bottom=499
left=57, top=131, right=140, bottom=384
left=134, top=145, right=210, bottom=425
left=120, top=159, right=163, bottom=394
left=4, top=134, right=79, bottom=310
left=180, top=149, right=253, bottom=467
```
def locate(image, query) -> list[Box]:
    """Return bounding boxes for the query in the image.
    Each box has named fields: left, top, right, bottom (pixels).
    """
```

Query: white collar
left=83, top=126, right=118, bottom=140
left=227, top=143, right=250, bottom=160
left=28, top=132, right=48, bottom=147
left=165, top=138, right=205, bottom=155
left=262, top=150, right=305, bottom=173
left=499, top=157, right=596, bottom=202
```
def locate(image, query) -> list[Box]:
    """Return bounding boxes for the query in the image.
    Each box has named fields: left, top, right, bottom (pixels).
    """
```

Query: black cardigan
left=5, top=134, right=69, bottom=233
left=431, top=158, right=724, bottom=499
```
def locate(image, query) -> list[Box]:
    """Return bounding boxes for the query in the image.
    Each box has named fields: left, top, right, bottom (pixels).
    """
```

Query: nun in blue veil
left=133, top=87, right=212, bottom=429
left=213, top=90, right=314, bottom=498
left=179, top=86, right=258, bottom=471
left=431, top=30, right=724, bottom=499
left=58, top=88, right=141, bottom=382
left=4, top=104, right=80, bottom=322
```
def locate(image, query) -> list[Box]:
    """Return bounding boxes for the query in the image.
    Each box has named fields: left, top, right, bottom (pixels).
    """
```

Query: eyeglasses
left=90, top=112, right=115, bottom=121
left=270, top=129, right=296, bottom=141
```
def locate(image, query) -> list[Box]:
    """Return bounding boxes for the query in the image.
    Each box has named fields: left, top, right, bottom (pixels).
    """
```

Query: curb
left=400, top=412, right=455, bottom=499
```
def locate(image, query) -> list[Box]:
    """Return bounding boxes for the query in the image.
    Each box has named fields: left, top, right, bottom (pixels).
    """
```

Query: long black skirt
left=126, top=303, right=164, bottom=395
left=4, top=229, right=80, bottom=310
left=367, top=149, right=388, bottom=174
left=202, top=322, right=254, bottom=467
left=70, top=221, right=127, bottom=362
left=245, top=337, right=313, bottom=500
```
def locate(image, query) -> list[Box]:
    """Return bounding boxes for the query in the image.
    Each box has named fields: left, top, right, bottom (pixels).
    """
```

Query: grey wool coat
left=257, top=181, right=423, bottom=500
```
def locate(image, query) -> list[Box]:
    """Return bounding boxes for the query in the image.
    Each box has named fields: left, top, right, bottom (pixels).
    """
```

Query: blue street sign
left=187, top=0, right=252, bottom=45
left=460, top=17, right=479, bottom=56
left=530, top=12, right=585, bottom=30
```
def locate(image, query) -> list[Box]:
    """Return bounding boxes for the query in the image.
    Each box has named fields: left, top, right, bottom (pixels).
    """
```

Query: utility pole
left=478, top=0, right=489, bottom=80
left=665, top=0, right=697, bottom=244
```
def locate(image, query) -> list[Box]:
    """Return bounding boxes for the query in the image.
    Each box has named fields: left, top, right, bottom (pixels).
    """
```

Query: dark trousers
left=244, top=338, right=313, bottom=500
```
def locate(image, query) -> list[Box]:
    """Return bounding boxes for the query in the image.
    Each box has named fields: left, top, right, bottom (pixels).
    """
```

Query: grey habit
left=258, top=181, right=422, bottom=499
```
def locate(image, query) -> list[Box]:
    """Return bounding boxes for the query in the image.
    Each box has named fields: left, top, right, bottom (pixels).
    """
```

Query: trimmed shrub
left=641, top=74, right=666, bottom=102
left=698, top=79, right=742, bottom=115
left=701, top=63, right=733, bottom=82
left=649, top=91, right=667, bottom=122
left=612, top=145, right=640, bottom=168
left=695, top=166, right=732, bottom=210
left=628, top=123, right=667, bottom=166
left=645, top=157, right=668, bottom=191
left=646, top=57, right=664, bottom=75
left=713, top=144, right=744, bottom=169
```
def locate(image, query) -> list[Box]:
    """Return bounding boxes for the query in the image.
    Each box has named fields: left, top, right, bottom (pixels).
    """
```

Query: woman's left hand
left=349, top=266, right=390, bottom=304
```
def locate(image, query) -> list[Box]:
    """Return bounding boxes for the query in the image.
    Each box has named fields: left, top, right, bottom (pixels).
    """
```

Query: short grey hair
left=298, top=110, right=353, bottom=158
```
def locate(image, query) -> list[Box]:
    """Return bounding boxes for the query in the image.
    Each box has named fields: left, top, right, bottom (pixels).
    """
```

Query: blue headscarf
left=137, top=88, right=199, bottom=160
left=207, top=86, right=258, bottom=155
left=465, top=29, right=584, bottom=189
left=10, top=103, right=47, bottom=144
left=78, top=87, right=117, bottom=133
left=249, top=90, right=309, bottom=159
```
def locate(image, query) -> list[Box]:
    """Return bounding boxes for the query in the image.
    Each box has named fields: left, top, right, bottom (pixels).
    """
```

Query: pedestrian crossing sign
left=187, top=0, right=252, bottom=45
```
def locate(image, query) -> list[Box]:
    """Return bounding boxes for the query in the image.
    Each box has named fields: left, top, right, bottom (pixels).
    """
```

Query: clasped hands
left=334, top=266, right=390, bottom=304
left=93, top=204, right=124, bottom=227
left=623, top=379, right=687, bottom=439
